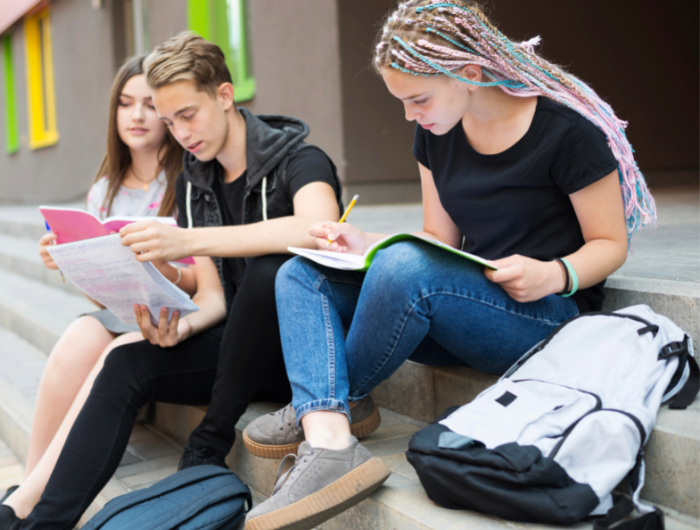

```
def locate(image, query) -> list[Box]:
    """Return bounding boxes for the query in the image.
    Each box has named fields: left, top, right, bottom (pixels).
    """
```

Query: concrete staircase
left=0, top=190, right=697, bottom=529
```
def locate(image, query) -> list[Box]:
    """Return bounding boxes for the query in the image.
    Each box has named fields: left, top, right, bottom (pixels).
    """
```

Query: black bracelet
left=553, top=258, right=570, bottom=296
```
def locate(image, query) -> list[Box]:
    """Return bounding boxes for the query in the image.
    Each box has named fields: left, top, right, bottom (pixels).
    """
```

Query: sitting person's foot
left=243, top=396, right=381, bottom=459
left=0, top=486, right=18, bottom=504
left=177, top=445, right=229, bottom=471
left=0, top=505, right=21, bottom=530
left=244, top=436, right=390, bottom=530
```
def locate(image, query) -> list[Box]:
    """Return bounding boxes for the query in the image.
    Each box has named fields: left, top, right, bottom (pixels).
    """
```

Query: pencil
left=327, top=195, right=359, bottom=246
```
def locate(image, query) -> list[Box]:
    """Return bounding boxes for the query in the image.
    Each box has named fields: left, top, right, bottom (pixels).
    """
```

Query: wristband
left=559, top=258, right=578, bottom=298
left=173, top=267, right=182, bottom=286
left=553, top=258, right=570, bottom=296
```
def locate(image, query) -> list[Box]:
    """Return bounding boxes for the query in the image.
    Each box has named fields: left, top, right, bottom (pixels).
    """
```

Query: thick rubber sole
left=244, top=457, right=391, bottom=530
left=243, top=405, right=381, bottom=459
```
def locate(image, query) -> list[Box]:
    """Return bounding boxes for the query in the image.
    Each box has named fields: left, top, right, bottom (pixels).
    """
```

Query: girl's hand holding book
left=134, top=304, right=193, bottom=348
left=484, top=255, right=566, bottom=304
left=39, top=232, right=59, bottom=270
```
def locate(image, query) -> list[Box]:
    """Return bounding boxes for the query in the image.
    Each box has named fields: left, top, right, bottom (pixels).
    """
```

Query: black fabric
left=412, top=97, right=618, bottom=313
left=591, top=495, right=665, bottom=530
left=22, top=327, right=224, bottom=530
left=285, top=145, right=339, bottom=200
left=211, top=170, right=248, bottom=292
left=669, top=353, right=700, bottom=410
left=406, top=421, right=599, bottom=524
left=187, top=254, right=293, bottom=458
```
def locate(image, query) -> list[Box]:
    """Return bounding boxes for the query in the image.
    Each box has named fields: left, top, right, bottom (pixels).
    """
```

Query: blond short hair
left=145, top=32, right=232, bottom=97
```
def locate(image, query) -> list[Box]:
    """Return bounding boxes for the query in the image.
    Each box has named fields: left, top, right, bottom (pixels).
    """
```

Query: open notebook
left=48, top=234, right=198, bottom=326
left=40, top=206, right=195, bottom=265
left=289, top=233, right=496, bottom=272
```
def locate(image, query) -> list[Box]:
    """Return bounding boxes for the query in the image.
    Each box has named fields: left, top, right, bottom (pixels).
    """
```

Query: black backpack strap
left=593, top=495, right=664, bottom=530
left=659, top=336, right=700, bottom=410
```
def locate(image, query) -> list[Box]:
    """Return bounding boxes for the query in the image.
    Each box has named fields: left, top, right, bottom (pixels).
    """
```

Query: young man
left=0, top=33, right=374, bottom=530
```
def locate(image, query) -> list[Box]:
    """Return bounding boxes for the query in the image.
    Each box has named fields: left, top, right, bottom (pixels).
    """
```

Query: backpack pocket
left=439, top=380, right=599, bottom=450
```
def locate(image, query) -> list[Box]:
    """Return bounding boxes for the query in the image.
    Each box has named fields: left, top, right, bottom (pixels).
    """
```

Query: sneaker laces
left=273, top=404, right=303, bottom=435
left=271, top=447, right=314, bottom=495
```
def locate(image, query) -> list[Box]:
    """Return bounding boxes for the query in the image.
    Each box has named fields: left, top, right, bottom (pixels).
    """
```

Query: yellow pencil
left=327, top=194, right=359, bottom=246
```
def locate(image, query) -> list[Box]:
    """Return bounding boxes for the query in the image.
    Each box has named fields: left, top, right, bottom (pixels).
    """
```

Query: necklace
left=130, top=167, right=157, bottom=192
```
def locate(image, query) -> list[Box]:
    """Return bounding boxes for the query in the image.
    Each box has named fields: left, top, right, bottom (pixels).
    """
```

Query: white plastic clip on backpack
left=407, top=305, right=699, bottom=529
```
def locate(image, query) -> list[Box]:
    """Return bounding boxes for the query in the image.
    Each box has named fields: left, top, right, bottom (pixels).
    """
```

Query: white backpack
left=407, top=305, right=698, bottom=528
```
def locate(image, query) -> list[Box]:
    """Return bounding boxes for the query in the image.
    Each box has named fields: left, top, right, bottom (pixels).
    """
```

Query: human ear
left=217, top=83, right=235, bottom=111
left=457, top=65, right=482, bottom=90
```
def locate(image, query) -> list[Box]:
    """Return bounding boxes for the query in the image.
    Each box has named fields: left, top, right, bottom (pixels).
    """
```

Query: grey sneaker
left=243, top=396, right=381, bottom=459
left=244, top=437, right=391, bottom=530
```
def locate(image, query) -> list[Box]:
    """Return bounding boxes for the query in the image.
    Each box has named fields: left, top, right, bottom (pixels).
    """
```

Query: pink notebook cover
left=39, top=207, right=195, bottom=265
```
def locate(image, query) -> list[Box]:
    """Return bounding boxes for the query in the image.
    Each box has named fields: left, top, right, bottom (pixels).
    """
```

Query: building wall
left=0, top=0, right=115, bottom=204
left=244, top=0, right=345, bottom=183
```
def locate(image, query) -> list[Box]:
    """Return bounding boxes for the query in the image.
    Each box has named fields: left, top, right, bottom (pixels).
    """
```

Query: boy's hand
left=484, top=255, right=566, bottom=303
left=134, top=305, right=192, bottom=347
left=120, top=220, right=189, bottom=262
left=39, top=233, right=59, bottom=270
left=309, top=222, right=369, bottom=255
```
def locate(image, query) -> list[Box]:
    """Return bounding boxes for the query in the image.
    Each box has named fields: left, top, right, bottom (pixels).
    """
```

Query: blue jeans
left=276, top=241, right=578, bottom=425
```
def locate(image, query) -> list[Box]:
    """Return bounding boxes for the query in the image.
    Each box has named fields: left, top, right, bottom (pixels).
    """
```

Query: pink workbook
left=39, top=206, right=195, bottom=265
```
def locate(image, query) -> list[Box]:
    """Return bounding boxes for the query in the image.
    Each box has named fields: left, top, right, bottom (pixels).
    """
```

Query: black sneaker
left=0, top=505, right=21, bottom=530
left=0, top=486, right=17, bottom=504
left=177, top=445, right=228, bottom=471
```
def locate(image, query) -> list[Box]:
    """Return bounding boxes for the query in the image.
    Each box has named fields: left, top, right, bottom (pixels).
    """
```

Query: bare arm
left=312, top=162, right=462, bottom=254
left=152, top=261, right=197, bottom=296
left=485, top=170, right=627, bottom=302
left=120, top=182, right=340, bottom=262
left=135, top=255, right=226, bottom=347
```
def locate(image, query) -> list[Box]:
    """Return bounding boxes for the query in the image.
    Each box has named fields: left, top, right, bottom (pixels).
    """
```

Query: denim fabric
left=276, top=241, right=579, bottom=425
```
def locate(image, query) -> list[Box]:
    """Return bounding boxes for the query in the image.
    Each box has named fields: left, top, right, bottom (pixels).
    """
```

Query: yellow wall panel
left=25, top=7, right=58, bottom=149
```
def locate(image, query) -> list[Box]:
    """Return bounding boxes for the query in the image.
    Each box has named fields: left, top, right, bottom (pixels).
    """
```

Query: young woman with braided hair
left=244, top=2, right=655, bottom=528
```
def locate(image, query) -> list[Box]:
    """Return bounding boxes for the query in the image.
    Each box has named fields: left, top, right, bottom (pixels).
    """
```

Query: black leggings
left=23, top=255, right=292, bottom=530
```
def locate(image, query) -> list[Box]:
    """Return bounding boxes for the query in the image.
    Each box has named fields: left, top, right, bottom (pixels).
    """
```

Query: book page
left=287, top=247, right=366, bottom=270
left=48, top=234, right=198, bottom=326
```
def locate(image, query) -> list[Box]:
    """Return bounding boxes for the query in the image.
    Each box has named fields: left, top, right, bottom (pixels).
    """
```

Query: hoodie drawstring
left=186, top=181, right=193, bottom=229
left=261, top=176, right=268, bottom=221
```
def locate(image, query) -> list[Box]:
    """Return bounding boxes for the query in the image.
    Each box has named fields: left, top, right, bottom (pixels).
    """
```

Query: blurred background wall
left=0, top=0, right=697, bottom=204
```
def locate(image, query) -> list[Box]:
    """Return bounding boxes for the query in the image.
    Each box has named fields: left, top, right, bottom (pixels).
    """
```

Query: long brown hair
left=92, top=55, right=183, bottom=217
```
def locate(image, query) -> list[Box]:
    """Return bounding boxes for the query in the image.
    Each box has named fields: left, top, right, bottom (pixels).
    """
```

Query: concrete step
left=150, top=401, right=700, bottom=530
left=0, top=331, right=696, bottom=529
left=0, top=269, right=95, bottom=355
left=0, top=325, right=243, bottom=528
left=369, top=360, right=700, bottom=518
left=0, top=233, right=83, bottom=296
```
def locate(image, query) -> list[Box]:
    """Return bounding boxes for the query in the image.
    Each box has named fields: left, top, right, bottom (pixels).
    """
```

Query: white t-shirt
left=86, top=171, right=168, bottom=219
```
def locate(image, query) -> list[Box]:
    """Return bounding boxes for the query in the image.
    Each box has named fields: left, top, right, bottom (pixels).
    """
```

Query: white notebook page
left=48, top=234, right=198, bottom=326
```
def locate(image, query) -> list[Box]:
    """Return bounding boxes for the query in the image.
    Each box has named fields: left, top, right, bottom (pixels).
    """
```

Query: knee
left=91, top=344, right=146, bottom=401
left=369, top=241, right=431, bottom=286
left=275, top=256, right=319, bottom=298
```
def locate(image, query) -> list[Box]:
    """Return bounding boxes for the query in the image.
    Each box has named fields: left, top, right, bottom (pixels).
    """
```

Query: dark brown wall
left=338, top=0, right=417, bottom=190
left=245, top=0, right=344, bottom=181
left=338, top=0, right=699, bottom=196
left=488, top=0, right=699, bottom=171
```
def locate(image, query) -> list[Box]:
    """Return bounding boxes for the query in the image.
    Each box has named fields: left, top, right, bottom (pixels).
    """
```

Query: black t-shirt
left=412, top=97, right=618, bottom=313
left=213, top=171, right=249, bottom=291
left=176, top=145, right=339, bottom=297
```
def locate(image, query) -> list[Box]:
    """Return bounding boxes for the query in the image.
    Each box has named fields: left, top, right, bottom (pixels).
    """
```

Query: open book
left=289, top=233, right=497, bottom=271
left=39, top=206, right=195, bottom=265
left=48, top=234, right=199, bottom=326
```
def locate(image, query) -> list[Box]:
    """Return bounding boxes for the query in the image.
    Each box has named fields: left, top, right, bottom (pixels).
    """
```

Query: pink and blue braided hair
left=374, top=0, right=656, bottom=247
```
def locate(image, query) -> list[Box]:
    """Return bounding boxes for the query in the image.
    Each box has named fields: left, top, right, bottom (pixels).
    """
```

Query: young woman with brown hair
left=0, top=55, right=191, bottom=519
